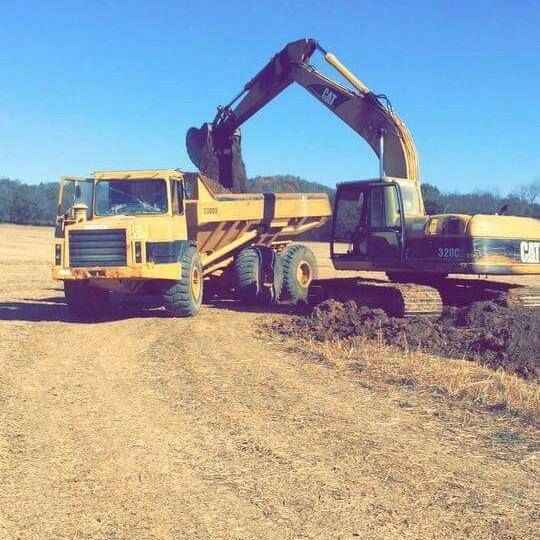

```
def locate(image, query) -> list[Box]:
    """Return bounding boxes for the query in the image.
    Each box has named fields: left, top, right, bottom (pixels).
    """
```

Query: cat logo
left=321, top=87, right=338, bottom=107
left=520, top=241, right=540, bottom=263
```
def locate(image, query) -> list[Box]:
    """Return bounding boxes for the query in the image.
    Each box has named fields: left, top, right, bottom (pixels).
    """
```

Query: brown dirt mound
left=275, top=300, right=540, bottom=379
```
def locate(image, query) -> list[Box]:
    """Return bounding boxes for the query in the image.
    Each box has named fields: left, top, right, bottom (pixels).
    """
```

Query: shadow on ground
left=0, top=294, right=300, bottom=323
left=0, top=296, right=169, bottom=324
left=208, top=297, right=305, bottom=316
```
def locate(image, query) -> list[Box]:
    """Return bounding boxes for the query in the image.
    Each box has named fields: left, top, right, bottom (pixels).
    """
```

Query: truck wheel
left=235, top=245, right=283, bottom=305
left=280, top=244, right=317, bottom=303
left=163, top=246, right=203, bottom=317
left=64, top=280, right=109, bottom=317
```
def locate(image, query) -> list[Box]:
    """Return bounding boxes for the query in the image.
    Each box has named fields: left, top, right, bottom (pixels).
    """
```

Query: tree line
left=0, top=175, right=538, bottom=234
left=420, top=181, right=540, bottom=217
left=0, top=178, right=58, bottom=226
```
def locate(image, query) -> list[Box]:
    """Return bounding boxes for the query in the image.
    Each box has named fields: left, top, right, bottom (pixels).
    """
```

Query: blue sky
left=1, top=0, right=539, bottom=192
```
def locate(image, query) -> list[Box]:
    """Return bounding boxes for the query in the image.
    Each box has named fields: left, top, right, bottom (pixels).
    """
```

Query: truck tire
left=64, top=280, right=109, bottom=317
left=280, top=244, right=318, bottom=303
left=235, top=245, right=283, bottom=305
left=163, top=246, right=203, bottom=317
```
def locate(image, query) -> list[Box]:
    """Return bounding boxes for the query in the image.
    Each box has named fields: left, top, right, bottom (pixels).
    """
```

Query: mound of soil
left=275, top=300, right=540, bottom=379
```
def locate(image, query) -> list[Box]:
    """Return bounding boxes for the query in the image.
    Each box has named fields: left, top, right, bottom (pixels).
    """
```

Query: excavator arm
left=186, top=38, right=420, bottom=192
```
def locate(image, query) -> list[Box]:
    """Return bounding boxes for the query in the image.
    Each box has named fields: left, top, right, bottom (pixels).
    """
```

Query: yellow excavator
left=187, top=38, right=540, bottom=316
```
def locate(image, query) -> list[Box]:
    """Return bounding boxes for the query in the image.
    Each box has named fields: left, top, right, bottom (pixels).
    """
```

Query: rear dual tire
left=235, top=245, right=283, bottom=305
left=234, top=244, right=317, bottom=306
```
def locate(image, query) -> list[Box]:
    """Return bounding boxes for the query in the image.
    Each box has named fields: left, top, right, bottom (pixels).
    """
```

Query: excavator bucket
left=186, top=123, right=212, bottom=170
left=186, top=123, right=248, bottom=193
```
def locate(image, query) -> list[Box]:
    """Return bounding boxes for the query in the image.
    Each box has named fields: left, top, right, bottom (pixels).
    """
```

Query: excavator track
left=309, top=279, right=443, bottom=319
left=503, top=287, right=540, bottom=310
left=405, top=278, right=540, bottom=312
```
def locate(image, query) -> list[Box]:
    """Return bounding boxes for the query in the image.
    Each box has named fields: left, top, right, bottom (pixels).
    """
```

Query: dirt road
left=0, top=224, right=537, bottom=539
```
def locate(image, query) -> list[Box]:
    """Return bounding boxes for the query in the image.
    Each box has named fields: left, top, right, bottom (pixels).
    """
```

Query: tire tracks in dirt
left=0, top=226, right=537, bottom=539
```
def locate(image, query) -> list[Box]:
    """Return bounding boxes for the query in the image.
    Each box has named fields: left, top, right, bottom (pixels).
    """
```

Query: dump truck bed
left=186, top=175, right=330, bottom=274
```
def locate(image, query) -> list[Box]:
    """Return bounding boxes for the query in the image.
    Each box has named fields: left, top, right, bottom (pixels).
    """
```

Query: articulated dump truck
left=52, top=169, right=331, bottom=317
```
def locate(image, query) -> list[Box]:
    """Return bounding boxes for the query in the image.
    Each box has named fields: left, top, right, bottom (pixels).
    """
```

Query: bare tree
left=513, top=180, right=540, bottom=204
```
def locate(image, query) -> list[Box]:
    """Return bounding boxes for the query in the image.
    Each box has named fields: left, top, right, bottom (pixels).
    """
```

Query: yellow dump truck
left=52, top=169, right=330, bottom=317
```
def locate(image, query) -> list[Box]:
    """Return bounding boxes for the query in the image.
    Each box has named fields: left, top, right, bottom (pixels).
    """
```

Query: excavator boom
left=186, top=38, right=420, bottom=192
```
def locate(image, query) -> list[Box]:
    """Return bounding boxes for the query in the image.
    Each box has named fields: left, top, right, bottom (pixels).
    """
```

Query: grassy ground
left=0, top=224, right=538, bottom=540
left=279, top=333, right=540, bottom=421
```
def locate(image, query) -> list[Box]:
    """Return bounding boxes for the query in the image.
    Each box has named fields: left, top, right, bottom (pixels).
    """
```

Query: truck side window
left=171, top=180, right=184, bottom=214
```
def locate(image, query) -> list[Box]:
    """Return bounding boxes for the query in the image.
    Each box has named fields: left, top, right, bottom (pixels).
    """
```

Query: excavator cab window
left=331, top=181, right=405, bottom=263
left=369, top=187, right=385, bottom=228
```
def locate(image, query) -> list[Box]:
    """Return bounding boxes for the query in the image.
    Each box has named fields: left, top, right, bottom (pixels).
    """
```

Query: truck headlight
left=55, top=244, right=62, bottom=265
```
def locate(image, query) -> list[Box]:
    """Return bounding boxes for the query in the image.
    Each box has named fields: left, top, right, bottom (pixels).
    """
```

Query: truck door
left=331, top=181, right=405, bottom=266
left=57, top=177, right=94, bottom=218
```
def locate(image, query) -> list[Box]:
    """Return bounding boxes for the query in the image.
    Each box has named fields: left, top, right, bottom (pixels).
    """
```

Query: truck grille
left=69, top=229, right=127, bottom=268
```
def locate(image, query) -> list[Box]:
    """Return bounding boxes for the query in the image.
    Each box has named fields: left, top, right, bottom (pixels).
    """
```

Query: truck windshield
left=95, top=180, right=168, bottom=216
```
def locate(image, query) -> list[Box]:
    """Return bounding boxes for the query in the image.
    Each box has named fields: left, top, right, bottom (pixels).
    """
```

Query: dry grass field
left=0, top=223, right=538, bottom=540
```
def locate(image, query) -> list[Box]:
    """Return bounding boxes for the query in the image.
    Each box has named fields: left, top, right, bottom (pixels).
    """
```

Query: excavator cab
left=331, top=179, right=406, bottom=270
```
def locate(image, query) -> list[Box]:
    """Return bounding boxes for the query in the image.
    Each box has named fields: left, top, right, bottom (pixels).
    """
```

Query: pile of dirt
left=275, top=300, right=540, bottom=379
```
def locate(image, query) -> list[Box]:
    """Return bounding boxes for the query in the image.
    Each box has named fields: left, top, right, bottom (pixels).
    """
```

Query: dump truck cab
left=54, top=169, right=189, bottom=283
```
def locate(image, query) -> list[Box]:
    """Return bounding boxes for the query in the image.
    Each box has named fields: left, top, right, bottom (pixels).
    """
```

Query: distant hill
left=0, top=175, right=538, bottom=236
left=248, top=175, right=334, bottom=196
left=247, top=175, right=335, bottom=240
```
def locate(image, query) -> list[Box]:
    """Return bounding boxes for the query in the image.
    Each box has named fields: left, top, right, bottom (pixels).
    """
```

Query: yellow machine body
left=331, top=177, right=540, bottom=276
